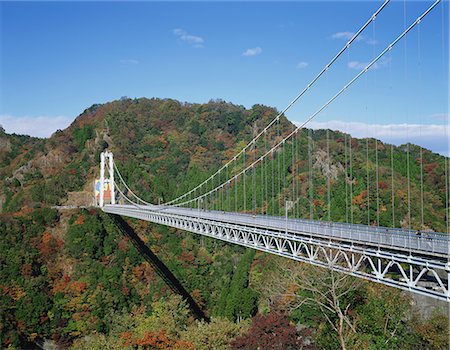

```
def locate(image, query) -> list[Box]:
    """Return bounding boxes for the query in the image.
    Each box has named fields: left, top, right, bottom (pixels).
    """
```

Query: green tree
left=412, top=311, right=450, bottom=350
left=180, top=317, right=249, bottom=350
left=221, top=250, right=258, bottom=321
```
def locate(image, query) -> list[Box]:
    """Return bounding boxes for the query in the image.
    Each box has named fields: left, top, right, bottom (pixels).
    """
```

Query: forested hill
left=0, top=98, right=448, bottom=349
left=0, top=98, right=290, bottom=210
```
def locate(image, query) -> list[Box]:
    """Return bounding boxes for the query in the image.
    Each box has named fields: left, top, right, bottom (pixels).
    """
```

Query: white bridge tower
left=99, top=151, right=115, bottom=207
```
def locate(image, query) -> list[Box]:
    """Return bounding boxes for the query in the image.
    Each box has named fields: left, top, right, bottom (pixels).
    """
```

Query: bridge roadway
left=105, top=204, right=449, bottom=259
left=103, top=204, right=450, bottom=301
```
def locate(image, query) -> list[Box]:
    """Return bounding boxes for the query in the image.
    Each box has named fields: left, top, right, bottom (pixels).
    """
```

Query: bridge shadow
left=107, top=213, right=209, bottom=321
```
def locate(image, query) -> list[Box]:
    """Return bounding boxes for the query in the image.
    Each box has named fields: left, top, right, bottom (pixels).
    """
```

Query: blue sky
left=0, top=1, right=448, bottom=154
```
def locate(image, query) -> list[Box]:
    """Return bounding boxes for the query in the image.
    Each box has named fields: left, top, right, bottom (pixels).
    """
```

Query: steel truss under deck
left=103, top=205, right=450, bottom=302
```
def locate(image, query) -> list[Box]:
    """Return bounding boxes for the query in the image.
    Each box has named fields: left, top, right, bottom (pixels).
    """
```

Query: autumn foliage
left=1, top=98, right=449, bottom=349
left=121, top=330, right=194, bottom=349
left=231, top=312, right=314, bottom=350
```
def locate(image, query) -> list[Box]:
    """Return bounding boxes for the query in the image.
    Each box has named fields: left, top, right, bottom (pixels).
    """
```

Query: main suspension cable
left=163, top=0, right=390, bottom=206
left=113, top=161, right=153, bottom=206
left=173, top=0, right=440, bottom=208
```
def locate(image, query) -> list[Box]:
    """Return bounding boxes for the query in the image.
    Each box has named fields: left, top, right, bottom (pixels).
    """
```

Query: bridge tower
left=99, top=151, right=115, bottom=207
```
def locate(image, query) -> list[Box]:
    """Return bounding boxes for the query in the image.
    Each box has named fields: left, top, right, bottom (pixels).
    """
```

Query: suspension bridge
left=97, top=0, right=450, bottom=302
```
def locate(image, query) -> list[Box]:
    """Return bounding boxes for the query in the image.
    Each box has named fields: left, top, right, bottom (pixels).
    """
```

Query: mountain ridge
left=0, top=97, right=448, bottom=349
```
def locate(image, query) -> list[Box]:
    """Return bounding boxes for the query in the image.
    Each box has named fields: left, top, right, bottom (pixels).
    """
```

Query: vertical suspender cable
left=345, top=133, right=349, bottom=223
left=389, top=49, right=395, bottom=228
left=265, top=130, right=268, bottom=216
left=367, top=138, right=370, bottom=226
left=206, top=178, right=209, bottom=210
left=262, top=137, right=265, bottom=214
left=327, top=129, right=331, bottom=222
left=309, top=129, right=314, bottom=220
left=296, top=129, right=300, bottom=218
left=162, top=0, right=390, bottom=207
left=418, top=23, right=424, bottom=229
left=326, top=67, right=331, bottom=223
left=442, top=0, right=450, bottom=234
left=226, top=165, right=230, bottom=212
left=364, top=64, right=370, bottom=226
left=292, top=126, right=296, bottom=218
left=365, top=74, right=371, bottom=226
left=349, top=134, right=354, bottom=224
left=346, top=44, right=353, bottom=224
left=217, top=174, right=219, bottom=210
left=391, top=146, right=395, bottom=227
left=293, top=129, right=297, bottom=218
left=235, top=159, right=238, bottom=212
left=271, top=144, right=274, bottom=216
left=283, top=138, right=287, bottom=216
left=376, top=138, right=380, bottom=226
left=373, top=18, right=380, bottom=227
left=253, top=140, right=256, bottom=214
left=278, top=119, right=281, bottom=215
left=212, top=175, right=215, bottom=210
left=172, top=0, right=442, bottom=209
left=243, top=152, right=246, bottom=212
left=404, top=0, right=412, bottom=232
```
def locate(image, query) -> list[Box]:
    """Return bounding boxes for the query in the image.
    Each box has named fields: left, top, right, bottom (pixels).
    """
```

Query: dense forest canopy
left=0, top=98, right=448, bottom=349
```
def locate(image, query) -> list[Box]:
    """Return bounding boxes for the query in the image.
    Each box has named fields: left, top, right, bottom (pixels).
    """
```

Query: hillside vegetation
left=0, top=98, right=448, bottom=349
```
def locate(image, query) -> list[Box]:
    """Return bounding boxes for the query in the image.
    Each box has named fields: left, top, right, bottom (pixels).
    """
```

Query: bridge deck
left=105, top=204, right=449, bottom=259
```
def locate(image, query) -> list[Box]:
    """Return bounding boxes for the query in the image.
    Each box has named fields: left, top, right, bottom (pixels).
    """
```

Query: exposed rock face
left=86, top=128, right=112, bottom=153
left=34, top=149, right=65, bottom=176
left=411, top=292, right=449, bottom=319
left=12, top=160, right=33, bottom=183
left=64, top=180, right=98, bottom=207
left=0, top=136, right=11, bottom=153
left=313, top=149, right=344, bottom=180
left=0, top=192, right=6, bottom=212
left=10, top=149, right=66, bottom=182
left=66, top=191, right=96, bottom=207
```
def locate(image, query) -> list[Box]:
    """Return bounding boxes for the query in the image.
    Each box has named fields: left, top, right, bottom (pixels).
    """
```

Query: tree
left=134, top=295, right=191, bottom=338
left=220, top=250, right=258, bottom=321
left=353, top=285, right=415, bottom=349
left=72, top=125, right=94, bottom=151
left=122, top=329, right=194, bottom=350
left=256, top=257, right=364, bottom=350
left=412, top=311, right=450, bottom=350
left=180, top=317, right=249, bottom=350
left=231, top=312, right=314, bottom=350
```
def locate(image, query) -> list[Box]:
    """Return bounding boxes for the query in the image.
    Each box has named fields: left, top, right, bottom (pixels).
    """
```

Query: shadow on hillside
left=107, top=213, right=209, bottom=322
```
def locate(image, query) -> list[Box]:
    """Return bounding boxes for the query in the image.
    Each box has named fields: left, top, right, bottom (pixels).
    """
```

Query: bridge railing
left=105, top=205, right=450, bottom=257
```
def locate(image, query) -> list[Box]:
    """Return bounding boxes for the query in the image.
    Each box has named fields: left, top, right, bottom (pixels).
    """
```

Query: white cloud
left=365, top=39, right=378, bottom=46
left=332, top=31, right=380, bottom=46
left=173, top=28, right=204, bottom=48
left=331, top=31, right=364, bottom=42
left=296, top=61, right=309, bottom=69
left=348, top=60, right=373, bottom=70
left=242, top=47, right=262, bottom=57
left=0, top=115, right=73, bottom=138
left=298, top=120, right=449, bottom=156
left=347, top=56, right=390, bottom=71
left=120, top=59, right=139, bottom=65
